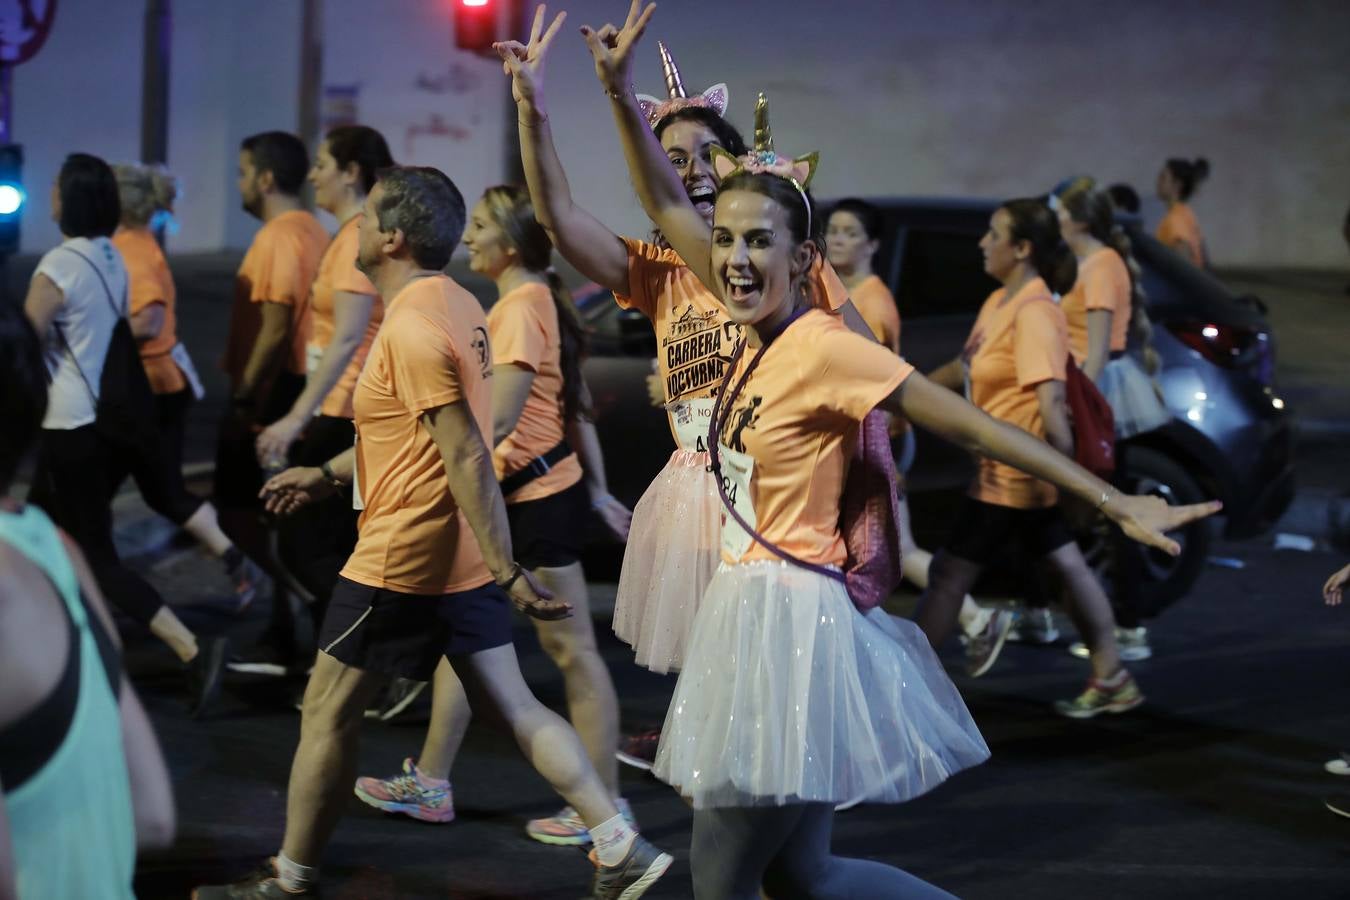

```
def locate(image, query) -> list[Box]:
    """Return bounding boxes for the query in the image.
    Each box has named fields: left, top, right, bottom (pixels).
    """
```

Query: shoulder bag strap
left=706, top=308, right=845, bottom=583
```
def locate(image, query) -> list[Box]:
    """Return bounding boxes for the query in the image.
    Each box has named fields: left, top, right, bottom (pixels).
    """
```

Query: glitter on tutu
left=655, top=560, right=990, bottom=809
left=612, top=449, right=721, bottom=674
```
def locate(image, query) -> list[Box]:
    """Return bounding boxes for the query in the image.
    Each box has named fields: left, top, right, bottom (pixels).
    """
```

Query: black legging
left=126, top=388, right=207, bottom=527
left=29, top=425, right=167, bottom=625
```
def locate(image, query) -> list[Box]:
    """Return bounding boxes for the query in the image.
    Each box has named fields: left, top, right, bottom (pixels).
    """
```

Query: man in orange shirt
left=214, top=131, right=329, bottom=559
left=192, top=167, right=671, bottom=900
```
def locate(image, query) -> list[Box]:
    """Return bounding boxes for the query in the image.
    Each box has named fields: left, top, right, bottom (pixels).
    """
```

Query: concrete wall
left=11, top=0, right=1350, bottom=267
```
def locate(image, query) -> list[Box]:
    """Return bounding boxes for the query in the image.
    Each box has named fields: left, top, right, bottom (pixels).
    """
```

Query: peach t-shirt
left=308, top=216, right=382, bottom=419
left=487, top=281, right=583, bottom=504
left=1062, top=247, right=1130, bottom=365
left=112, top=227, right=185, bottom=395
left=715, top=309, right=914, bottom=567
left=615, top=237, right=849, bottom=450
left=222, top=209, right=330, bottom=384
left=851, top=274, right=901, bottom=355
left=962, top=277, right=1067, bottom=509
left=1156, top=202, right=1204, bottom=267
left=340, top=275, right=495, bottom=595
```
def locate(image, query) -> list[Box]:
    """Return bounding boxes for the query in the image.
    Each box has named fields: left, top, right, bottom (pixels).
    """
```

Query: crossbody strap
left=706, top=307, right=845, bottom=583
left=49, top=245, right=125, bottom=408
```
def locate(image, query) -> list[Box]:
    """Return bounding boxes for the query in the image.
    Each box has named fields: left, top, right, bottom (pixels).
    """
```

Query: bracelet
left=496, top=562, right=525, bottom=591
left=1095, top=488, right=1116, bottom=512
left=518, top=109, right=548, bottom=127
left=603, top=86, right=631, bottom=101
left=319, top=460, right=346, bottom=489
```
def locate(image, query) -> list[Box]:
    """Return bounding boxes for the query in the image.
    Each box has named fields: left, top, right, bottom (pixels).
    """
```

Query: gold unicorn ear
left=710, top=145, right=742, bottom=183
left=789, top=152, right=820, bottom=191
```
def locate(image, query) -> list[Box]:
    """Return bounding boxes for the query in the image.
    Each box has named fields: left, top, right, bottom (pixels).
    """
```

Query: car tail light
left=1166, top=319, right=1273, bottom=384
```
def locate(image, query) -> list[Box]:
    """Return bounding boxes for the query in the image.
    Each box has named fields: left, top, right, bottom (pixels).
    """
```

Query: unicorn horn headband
left=635, top=41, right=730, bottom=129
left=709, top=93, right=820, bottom=233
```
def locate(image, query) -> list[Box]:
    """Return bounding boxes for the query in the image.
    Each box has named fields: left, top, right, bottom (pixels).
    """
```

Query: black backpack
left=53, top=245, right=159, bottom=458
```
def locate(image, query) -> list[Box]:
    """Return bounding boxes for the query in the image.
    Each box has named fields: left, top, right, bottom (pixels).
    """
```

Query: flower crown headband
left=635, top=41, right=730, bottom=129
left=709, top=93, right=820, bottom=235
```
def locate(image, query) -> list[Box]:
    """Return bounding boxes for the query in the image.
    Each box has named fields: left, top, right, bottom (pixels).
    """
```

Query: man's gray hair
left=373, top=166, right=466, bottom=271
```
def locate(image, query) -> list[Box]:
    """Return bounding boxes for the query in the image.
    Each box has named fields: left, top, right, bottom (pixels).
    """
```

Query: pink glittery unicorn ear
left=698, top=83, right=729, bottom=118
left=635, top=93, right=665, bottom=126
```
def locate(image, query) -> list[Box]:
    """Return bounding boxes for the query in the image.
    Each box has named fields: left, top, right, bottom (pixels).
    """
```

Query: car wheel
left=1078, top=446, right=1212, bottom=616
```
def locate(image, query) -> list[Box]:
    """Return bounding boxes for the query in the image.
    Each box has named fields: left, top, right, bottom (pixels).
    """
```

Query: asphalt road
left=6, top=256, right=1349, bottom=897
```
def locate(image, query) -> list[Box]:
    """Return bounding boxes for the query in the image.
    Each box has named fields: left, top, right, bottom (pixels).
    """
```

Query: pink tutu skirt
left=612, top=449, right=721, bottom=674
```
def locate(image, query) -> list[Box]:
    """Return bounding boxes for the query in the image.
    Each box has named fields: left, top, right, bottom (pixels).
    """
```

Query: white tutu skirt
left=612, top=449, right=721, bottom=674
left=1100, top=354, right=1171, bottom=438
left=654, top=560, right=990, bottom=809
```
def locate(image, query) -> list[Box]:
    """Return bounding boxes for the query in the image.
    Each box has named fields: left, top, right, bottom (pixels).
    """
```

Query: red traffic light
left=454, top=0, right=498, bottom=53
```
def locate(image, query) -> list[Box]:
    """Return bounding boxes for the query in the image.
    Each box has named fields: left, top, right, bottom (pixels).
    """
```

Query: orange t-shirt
left=851, top=274, right=901, bottom=355
left=1155, top=202, right=1204, bottom=267
left=715, top=309, right=914, bottom=567
left=340, top=275, right=496, bottom=595
left=615, top=237, right=848, bottom=450
left=1062, top=247, right=1130, bottom=365
left=222, top=209, right=330, bottom=384
left=308, top=216, right=382, bottom=419
left=112, top=227, right=186, bottom=395
left=487, top=281, right=583, bottom=504
left=962, top=277, right=1068, bottom=509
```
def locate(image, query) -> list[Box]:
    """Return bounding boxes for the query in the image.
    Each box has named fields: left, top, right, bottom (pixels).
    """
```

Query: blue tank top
left=0, top=504, right=137, bottom=899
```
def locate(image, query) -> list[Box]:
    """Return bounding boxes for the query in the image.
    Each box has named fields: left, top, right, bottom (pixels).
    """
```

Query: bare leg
left=897, top=496, right=987, bottom=637
left=531, top=561, right=621, bottom=797
left=914, top=550, right=985, bottom=649
left=448, top=642, right=618, bottom=827
left=149, top=606, right=198, bottom=662
left=412, top=657, right=473, bottom=782
left=1043, top=543, right=1122, bottom=679
left=280, top=652, right=388, bottom=865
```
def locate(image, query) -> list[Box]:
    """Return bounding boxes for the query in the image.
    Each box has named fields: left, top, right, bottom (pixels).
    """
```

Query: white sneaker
left=1007, top=608, right=1059, bottom=644
left=1069, top=627, right=1152, bottom=661
left=1325, top=752, right=1350, bottom=776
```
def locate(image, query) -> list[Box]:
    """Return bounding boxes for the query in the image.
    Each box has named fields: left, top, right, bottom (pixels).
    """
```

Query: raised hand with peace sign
left=578, top=0, right=657, bottom=97
left=492, top=4, right=568, bottom=117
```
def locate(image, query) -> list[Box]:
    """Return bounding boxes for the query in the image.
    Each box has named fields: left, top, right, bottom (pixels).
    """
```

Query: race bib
left=668, top=397, right=715, bottom=453
left=351, top=432, right=365, bottom=511
left=169, top=343, right=206, bottom=401
left=716, top=443, right=757, bottom=559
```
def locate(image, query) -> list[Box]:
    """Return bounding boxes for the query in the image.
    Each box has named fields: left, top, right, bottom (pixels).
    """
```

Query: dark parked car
left=577, top=198, right=1295, bottom=608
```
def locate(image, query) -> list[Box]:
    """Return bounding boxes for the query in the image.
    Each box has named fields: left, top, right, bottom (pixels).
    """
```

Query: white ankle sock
left=413, top=762, right=448, bottom=788
left=590, top=812, right=637, bottom=867
left=274, top=852, right=319, bottom=893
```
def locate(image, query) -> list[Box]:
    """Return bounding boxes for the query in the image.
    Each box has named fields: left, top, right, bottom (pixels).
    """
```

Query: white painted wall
left=12, top=0, right=1350, bottom=267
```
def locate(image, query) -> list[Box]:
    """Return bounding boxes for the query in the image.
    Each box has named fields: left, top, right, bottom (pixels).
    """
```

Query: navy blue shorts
left=319, top=576, right=513, bottom=680
left=506, top=480, right=588, bottom=570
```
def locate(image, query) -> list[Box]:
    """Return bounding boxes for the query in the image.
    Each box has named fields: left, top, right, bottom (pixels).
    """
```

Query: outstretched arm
left=884, top=372, right=1221, bottom=555
left=494, top=7, right=630, bottom=295
left=581, top=2, right=714, bottom=285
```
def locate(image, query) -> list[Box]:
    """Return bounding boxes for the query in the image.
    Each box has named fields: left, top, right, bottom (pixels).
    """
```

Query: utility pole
left=298, top=0, right=323, bottom=163
left=141, top=0, right=171, bottom=166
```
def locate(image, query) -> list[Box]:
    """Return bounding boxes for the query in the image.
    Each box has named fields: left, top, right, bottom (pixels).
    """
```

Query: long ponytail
left=545, top=269, right=590, bottom=423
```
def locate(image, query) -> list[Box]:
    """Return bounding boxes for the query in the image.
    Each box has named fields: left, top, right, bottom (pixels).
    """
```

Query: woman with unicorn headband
left=490, top=5, right=858, bottom=773
left=569, top=7, right=1220, bottom=895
